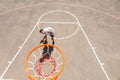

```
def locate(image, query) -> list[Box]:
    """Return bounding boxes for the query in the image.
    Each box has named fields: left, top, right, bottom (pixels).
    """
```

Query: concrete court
left=0, top=0, right=120, bottom=80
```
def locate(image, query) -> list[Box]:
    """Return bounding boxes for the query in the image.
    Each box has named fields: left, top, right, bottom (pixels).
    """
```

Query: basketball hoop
left=24, top=44, right=65, bottom=80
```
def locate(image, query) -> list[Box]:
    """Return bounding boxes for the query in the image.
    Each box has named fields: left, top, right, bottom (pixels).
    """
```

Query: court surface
left=0, top=0, right=120, bottom=80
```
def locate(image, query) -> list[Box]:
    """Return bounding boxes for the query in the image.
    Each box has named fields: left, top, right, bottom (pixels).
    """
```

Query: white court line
left=37, top=10, right=80, bottom=40
left=0, top=10, right=78, bottom=79
left=77, top=20, right=110, bottom=80
left=38, top=10, right=110, bottom=80
left=0, top=79, right=16, bottom=80
left=0, top=13, right=41, bottom=79
left=0, top=3, right=120, bottom=21
left=39, top=21, right=78, bottom=24
left=0, top=10, right=110, bottom=80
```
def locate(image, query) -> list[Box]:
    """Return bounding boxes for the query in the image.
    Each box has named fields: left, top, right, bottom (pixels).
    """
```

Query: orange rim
left=24, top=44, right=65, bottom=80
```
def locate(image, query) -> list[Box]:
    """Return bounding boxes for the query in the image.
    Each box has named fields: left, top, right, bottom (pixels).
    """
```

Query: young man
left=39, top=27, right=55, bottom=45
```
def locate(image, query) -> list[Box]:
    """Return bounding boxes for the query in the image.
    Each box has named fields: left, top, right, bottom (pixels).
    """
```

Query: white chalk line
left=38, top=21, right=79, bottom=40
left=0, top=10, right=79, bottom=79
left=39, top=21, right=78, bottom=24
left=37, top=10, right=80, bottom=40
left=0, top=3, right=120, bottom=21
left=78, top=21, right=110, bottom=80
left=0, top=15, right=40, bottom=79
left=0, top=10, right=110, bottom=80
left=38, top=10, right=110, bottom=80
left=1, top=79, right=16, bottom=80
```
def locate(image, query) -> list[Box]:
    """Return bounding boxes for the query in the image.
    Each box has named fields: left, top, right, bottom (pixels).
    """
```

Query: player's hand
left=40, top=40, right=44, bottom=44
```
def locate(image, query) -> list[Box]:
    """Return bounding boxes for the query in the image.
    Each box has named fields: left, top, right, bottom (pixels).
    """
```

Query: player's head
left=39, top=29, right=44, bottom=33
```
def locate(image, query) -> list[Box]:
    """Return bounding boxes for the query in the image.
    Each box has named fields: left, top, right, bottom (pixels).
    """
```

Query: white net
left=26, top=45, right=64, bottom=80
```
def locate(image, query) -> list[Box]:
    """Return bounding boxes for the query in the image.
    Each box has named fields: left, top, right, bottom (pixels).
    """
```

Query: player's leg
left=50, top=33, right=55, bottom=45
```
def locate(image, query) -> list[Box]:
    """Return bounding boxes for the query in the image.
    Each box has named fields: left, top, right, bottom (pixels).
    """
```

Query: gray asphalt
left=0, top=0, right=120, bottom=80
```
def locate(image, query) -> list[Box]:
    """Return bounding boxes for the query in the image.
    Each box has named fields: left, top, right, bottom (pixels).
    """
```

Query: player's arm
left=40, top=35, right=47, bottom=43
left=43, top=35, right=47, bottom=40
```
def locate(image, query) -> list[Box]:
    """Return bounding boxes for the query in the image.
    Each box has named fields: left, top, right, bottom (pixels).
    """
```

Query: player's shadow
left=40, top=46, right=54, bottom=63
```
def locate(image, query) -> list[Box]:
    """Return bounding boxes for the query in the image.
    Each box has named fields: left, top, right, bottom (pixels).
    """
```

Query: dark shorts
left=50, top=33, right=54, bottom=37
